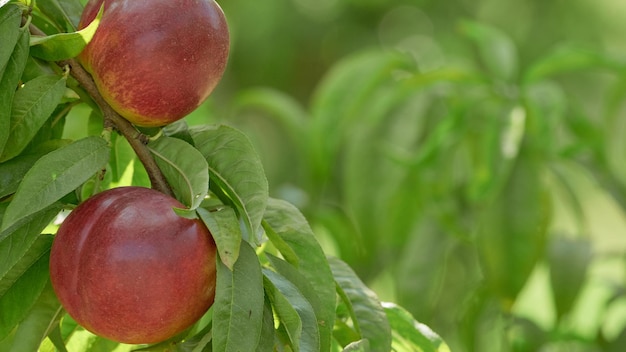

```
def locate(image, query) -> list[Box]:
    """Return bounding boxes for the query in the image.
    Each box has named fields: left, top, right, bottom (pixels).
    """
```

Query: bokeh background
left=185, top=0, right=626, bottom=350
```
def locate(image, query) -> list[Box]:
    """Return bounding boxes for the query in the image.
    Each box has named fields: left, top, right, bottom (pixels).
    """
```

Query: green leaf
left=255, top=296, right=276, bottom=352
left=108, top=133, right=134, bottom=182
left=148, top=136, right=209, bottom=210
left=35, top=0, right=84, bottom=31
left=2, top=271, right=63, bottom=352
left=1, top=136, right=110, bottom=230
left=30, top=4, right=102, bottom=61
left=0, top=23, right=29, bottom=157
left=523, top=46, right=618, bottom=84
left=0, top=4, right=21, bottom=72
left=0, top=244, right=51, bottom=340
left=0, top=233, right=54, bottom=298
left=476, top=153, right=551, bottom=305
left=0, top=154, right=41, bottom=199
left=383, top=303, right=450, bottom=352
left=1, top=74, right=67, bottom=162
left=263, top=269, right=320, bottom=352
left=548, top=235, right=592, bottom=320
left=197, top=206, right=242, bottom=271
left=263, top=198, right=336, bottom=352
left=0, top=206, right=61, bottom=290
left=329, top=257, right=391, bottom=352
left=342, top=339, right=370, bottom=352
left=212, top=242, right=264, bottom=352
left=234, top=88, right=308, bottom=150
left=191, top=124, right=268, bottom=244
left=309, top=51, right=414, bottom=183
left=262, top=273, right=302, bottom=351
left=266, top=254, right=321, bottom=312
left=459, top=20, right=518, bottom=81
left=163, top=120, right=194, bottom=146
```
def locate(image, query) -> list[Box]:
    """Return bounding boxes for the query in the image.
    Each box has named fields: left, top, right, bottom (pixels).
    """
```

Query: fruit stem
left=27, top=23, right=175, bottom=198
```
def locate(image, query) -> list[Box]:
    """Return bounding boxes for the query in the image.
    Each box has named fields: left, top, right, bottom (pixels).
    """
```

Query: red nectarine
left=78, top=0, right=229, bottom=127
left=49, top=187, right=216, bottom=344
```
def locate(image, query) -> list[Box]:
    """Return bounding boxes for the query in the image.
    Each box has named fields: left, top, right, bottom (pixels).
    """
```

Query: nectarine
left=78, top=0, right=229, bottom=127
left=49, top=187, right=216, bottom=344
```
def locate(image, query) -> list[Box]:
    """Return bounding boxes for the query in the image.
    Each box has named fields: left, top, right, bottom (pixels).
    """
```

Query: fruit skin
left=78, top=0, right=229, bottom=127
left=49, top=187, right=217, bottom=344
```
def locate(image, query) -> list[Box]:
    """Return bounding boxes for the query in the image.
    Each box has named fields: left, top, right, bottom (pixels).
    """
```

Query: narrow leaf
left=197, top=206, right=242, bottom=270
left=191, top=124, right=268, bottom=244
left=264, top=198, right=336, bottom=351
left=212, top=242, right=264, bottom=352
left=30, top=4, right=102, bottom=61
left=1, top=74, right=67, bottom=162
left=0, top=24, right=29, bottom=156
left=2, top=136, right=110, bottom=230
left=329, top=257, right=391, bottom=352
left=148, top=136, right=209, bottom=210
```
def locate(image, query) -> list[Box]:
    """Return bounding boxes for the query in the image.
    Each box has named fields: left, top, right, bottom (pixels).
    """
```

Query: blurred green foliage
left=182, top=0, right=626, bottom=351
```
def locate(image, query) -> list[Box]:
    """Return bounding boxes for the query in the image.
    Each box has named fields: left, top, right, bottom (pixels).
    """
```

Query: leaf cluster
left=221, top=16, right=626, bottom=352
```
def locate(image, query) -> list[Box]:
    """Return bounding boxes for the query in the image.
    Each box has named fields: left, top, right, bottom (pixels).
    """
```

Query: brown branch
left=28, top=24, right=174, bottom=197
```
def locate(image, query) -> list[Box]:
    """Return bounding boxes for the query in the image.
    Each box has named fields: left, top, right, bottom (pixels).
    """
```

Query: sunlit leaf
left=29, top=4, right=102, bottom=61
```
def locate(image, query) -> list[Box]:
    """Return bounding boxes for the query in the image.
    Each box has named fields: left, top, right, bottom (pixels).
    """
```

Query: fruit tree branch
left=28, top=24, right=174, bottom=197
